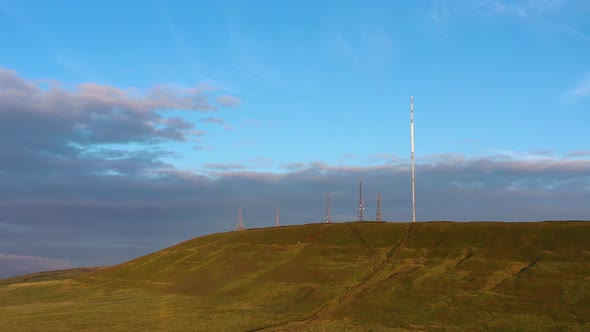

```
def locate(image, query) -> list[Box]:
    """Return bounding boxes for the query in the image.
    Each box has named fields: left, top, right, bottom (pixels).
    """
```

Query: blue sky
left=3, top=0, right=589, bottom=170
left=0, top=0, right=589, bottom=277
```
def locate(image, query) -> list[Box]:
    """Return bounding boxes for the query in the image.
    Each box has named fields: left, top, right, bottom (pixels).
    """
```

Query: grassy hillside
left=1, top=221, right=589, bottom=331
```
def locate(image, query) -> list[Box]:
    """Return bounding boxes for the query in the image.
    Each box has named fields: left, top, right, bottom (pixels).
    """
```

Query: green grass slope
left=1, top=221, right=589, bottom=331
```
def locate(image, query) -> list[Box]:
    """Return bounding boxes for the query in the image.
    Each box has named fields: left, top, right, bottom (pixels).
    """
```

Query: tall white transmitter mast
left=326, top=192, right=331, bottom=223
left=410, top=96, right=416, bottom=223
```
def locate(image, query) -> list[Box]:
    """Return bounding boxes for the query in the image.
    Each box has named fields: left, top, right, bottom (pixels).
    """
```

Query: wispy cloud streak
left=430, top=0, right=563, bottom=19
left=562, top=73, right=590, bottom=103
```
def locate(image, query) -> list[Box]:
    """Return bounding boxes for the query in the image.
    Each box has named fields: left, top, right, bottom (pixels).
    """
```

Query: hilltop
left=0, top=221, right=589, bottom=331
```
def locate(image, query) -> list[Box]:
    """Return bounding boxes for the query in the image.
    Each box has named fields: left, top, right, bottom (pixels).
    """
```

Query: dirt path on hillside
left=247, top=222, right=416, bottom=332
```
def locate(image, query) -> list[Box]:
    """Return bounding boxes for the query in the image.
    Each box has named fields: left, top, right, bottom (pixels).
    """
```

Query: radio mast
left=326, top=192, right=331, bottom=223
left=357, top=179, right=365, bottom=221
left=410, top=96, right=416, bottom=223
left=235, top=207, right=244, bottom=231
left=376, top=193, right=382, bottom=221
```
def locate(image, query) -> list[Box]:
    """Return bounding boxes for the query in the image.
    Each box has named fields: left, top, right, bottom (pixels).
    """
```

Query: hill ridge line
left=2, top=222, right=590, bottom=331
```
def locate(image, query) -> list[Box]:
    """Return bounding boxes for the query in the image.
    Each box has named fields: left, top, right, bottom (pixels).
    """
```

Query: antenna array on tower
left=357, top=179, right=365, bottom=221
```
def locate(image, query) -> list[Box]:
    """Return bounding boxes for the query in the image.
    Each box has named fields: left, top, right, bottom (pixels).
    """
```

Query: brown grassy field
left=1, top=221, right=589, bottom=331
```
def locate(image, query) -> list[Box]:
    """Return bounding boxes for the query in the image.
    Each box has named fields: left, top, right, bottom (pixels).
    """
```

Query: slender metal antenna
left=275, top=205, right=280, bottom=227
left=235, top=207, right=245, bottom=231
left=326, top=192, right=331, bottom=223
left=376, top=193, right=382, bottom=221
left=357, top=179, right=365, bottom=221
left=410, top=96, right=416, bottom=223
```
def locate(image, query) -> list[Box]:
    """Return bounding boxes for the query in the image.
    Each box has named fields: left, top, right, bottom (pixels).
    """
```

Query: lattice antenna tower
left=235, top=207, right=245, bottom=231
left=326, top=192, right=331, bottom=223
left=376, top=193, right=382, bottom=221
left=410, top=96, right=416, bottom=223
left=357, top=179, right=365, bottom=221
left=275, top=205, right=280, bottom=227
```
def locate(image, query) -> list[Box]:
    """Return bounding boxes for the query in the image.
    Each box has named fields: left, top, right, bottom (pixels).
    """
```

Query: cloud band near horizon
left=0, top=65, right=589, bottom=279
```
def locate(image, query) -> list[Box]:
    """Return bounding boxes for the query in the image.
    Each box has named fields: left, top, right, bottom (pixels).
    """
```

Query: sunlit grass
left=0, top=221, right=589, bottom=331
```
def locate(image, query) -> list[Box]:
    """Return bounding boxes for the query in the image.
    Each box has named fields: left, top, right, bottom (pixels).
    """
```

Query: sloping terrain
left=0, top=221, right=589, bottom=331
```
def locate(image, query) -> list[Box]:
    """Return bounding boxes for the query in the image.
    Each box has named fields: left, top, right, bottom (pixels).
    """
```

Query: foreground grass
left=0, top=221, right=589, bottom=331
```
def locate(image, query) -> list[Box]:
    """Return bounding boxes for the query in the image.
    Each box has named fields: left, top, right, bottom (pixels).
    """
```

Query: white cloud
left=430, top=0, right=564, bottom=20
left=488, top=149, right=553, bottom=161
left=200, top=117, right=225, bottom=124
left=567, top=150, right=590, bottom=157
left=562, top=74, right=590, bottom=103
left=332, top=29, right=394, bottom=71
left=216, top=94, right=241, bottom=107
left=484, top=0, right=563, bottom=17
